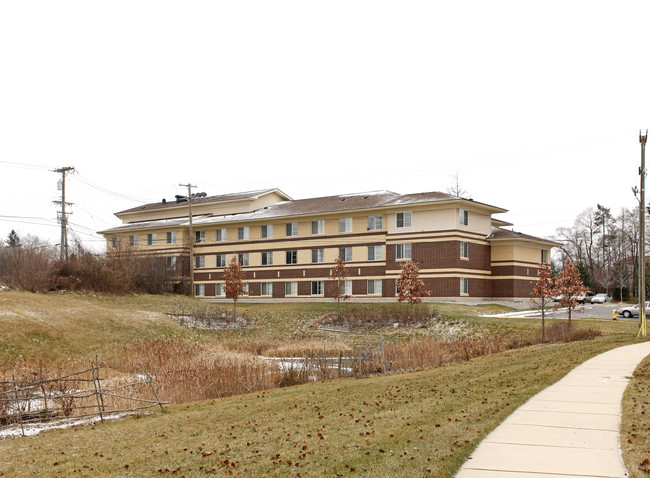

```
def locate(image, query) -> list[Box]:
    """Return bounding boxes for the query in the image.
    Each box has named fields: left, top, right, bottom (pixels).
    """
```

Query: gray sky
left=1, top=1, right=649, bottom=251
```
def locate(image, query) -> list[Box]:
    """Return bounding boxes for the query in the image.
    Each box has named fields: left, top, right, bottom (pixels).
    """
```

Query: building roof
left=100, top=189, right=508, bottom=234
left=487, top=227, right=560, bottom=246
left=115, top=188, right=292, bottom=216
left=192, top=190, right=504, bottom=226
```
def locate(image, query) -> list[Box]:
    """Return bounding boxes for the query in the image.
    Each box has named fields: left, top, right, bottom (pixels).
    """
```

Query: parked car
left=577, top=291, right=595, bottom=304
left=552, top=294, right=564, bottom=302
left=617, top=302, right=650, bottom=318
left=591, top=293, right=612, bottom=304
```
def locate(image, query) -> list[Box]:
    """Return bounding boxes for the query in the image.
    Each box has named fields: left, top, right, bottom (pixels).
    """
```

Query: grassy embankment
left=0, top=290, right=646, bottom=477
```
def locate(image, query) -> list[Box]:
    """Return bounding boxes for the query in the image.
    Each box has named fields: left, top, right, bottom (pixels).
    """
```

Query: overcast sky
left=1, top=1, right=649, bottom=251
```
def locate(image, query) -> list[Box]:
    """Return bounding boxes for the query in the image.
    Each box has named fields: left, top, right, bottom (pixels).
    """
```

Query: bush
left=538, top=322, right=602, bottom=343
left=322, top=303, right=437, bottom=329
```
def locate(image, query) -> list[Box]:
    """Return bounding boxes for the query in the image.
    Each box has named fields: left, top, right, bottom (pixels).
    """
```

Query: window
left=396, top=212, right=412, bottom=228
left=261, top=251, right=273, bottom=266
left=215, top=283, right=225, bottom=297
left=367, top=279, right=382, bottom=295
left=344, top=280, right=352, bottom=296
left=216, top=229, right=227, bottom=242
left=286, top=222, right=298, bottom=236
left=367, top=215, right=383, bottom=230
left=541, top=250, right=548, bottom=263
left=460, top=242, right=469, bottom=259
left=460, top=278, right=469, bottom=295
left=396, top=243, right=411, bottom=260
left=285, top=282, right=298, bottom=296
left=238, top=253, right=249, bottom=266
left=111, top=236, right=120, bottom=248
left=311, top=281, right=324, bottom=295
left=238, top=227, right=249, bottom=240
left=195, top=230, right=205, bottom=243
left=129, top=234, right=138, bottom=246
left=166, top=256, right=177, bottom=270
left=459, top=209, right=469, bottom=226
left=194, top=284, right=205, bottom=296
left=261, top=225, right=273, bottom=239
left=243, top=283, right=249, bottom=294
left=260, top=282, right=273, bottom=296
left=286, top=250, right=298, bottom=265
left=339, top=247, right=352, bottom=262
left=167, top=231, right=176, bottom=244
left=147, top=233, right=157, bottom=246
left=311, top=249, right=324, bottom=263
left=195, top=255, right=205, bottom=269
left=312, top=220, right=324, bottom=235
left=339, top=217, right=353, bottom=233
left=367, top=246, right=382, bottom=261
left=216, top=254, right=226, bottom=268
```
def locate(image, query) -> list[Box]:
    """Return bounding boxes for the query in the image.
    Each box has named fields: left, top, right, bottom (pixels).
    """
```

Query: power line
left=0, top=160, right=57, bottom=171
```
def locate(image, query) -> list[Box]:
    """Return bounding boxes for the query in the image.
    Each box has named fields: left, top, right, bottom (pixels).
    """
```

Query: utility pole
left=179, top=183, right=197, bottom=297
left=53, top=167, right=74, bottom=261
left=639, top=131, right=648, bottom=338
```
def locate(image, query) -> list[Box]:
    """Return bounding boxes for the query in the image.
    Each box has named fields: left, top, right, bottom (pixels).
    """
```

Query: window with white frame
left=339, top=217, right=353, bottom=233
left=260, top=282, right=273, bottom=296
left=459, top=209, right=469, bottom=226
left=165, top=256, right=177, bottom=270
left=344, top=280, right=352, bottom=296
left=286, top=222, right=298, bottom=236
left=129, top=234, right=138, bottom=246
left=367, top=215, right=383, bottom=230
left=216, top=229, right=227, bottom=242
left=194, top=284, right=205, bottom=297
left=243, top=283, right=249, bottom=295
left=541, top=250, right=548, bottom=263
left=312, top=220, right=324, bottom=235
left=167, top=231, right=176, bottom=244
left=111, top=236, right=120, bottom=248
left=367, top=245, right=382, bottom=261
left=195, top=255, right=205, bottom=269
left=216, top=254, right=226, bottom=268
left=396, top=243, right=412, bottom=260
left=215, top=283, right=225, bottom=297
left=195, top=230, right=205, bottom=243
left=311, top=249, right=324, bottom=263
left=238, top=253, right=249, bottom=267
left=460, top=277, right=469, bottom=295
left=261, top=224, right=273, bottom=239
left=147, top=233, right=157, bottom=246
left=261, top=251, right=273, bottom=266
left=339, top=247, right=352, bottom=262
left=367, top=279, right=382, bottom=295
left=286, top=250, right=298, bottom=264
left=238, top=227, right=249, bottom=240
left=396, top=212, right=412, bottom=228
left=311, top=281, right=324, bottom=295
left=285, top=281, right=298, bottom=296
left=460, top=242, right=469, bottom=259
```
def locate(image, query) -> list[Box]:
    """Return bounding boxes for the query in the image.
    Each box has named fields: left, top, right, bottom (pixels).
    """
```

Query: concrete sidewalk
left=455, top=340, right=650, bottom=478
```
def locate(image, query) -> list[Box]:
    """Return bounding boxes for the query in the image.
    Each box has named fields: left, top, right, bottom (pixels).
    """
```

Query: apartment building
left=100, top=188, right=558, bottom=301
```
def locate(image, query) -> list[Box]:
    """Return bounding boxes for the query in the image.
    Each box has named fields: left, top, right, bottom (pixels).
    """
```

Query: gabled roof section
left=487, top=227, right=560, bottom=247
left=116, top=188, right=292, bottom=216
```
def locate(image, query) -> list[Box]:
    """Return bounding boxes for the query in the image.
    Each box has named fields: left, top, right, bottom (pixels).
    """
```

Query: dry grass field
left=0, top=290, right=647, bottom=477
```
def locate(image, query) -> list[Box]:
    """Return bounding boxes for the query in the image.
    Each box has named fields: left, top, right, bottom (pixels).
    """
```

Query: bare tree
left=533, top=263, right=555, bottom=342
left=447, top=171, right=470, bottom=199
left=555, top=259, right=588, bottom=328
left=224, top=256, right=246, bottom=317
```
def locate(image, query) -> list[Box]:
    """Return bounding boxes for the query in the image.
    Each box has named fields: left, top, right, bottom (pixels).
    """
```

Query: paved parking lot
left=486, top=302, right=640, bottom=321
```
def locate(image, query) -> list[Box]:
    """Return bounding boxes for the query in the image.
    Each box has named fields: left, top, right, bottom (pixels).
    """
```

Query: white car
left=617, top=302, right=650, bottom=318
left=591, top=293, right=612, bottom=304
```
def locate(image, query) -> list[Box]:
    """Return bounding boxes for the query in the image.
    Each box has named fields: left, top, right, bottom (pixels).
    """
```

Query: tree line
left=0, top=230, right=189, bottom=294
left=554, top=204, right=643, bottom=300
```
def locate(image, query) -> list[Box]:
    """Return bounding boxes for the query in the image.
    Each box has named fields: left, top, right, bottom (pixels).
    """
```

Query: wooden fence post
left=138, top=362, right=165, bottom=412
left=12, top=375, right=25, bottom=437
left=91, top=361, right=105, bottom=422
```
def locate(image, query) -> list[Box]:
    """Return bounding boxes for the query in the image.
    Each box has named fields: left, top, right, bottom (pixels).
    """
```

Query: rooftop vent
left=162, top=198, right=167, bottom=204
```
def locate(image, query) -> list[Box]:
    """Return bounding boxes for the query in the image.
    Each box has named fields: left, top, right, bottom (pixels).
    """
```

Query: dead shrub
left=322, top=303, right=436, bottom=329
left=539, top=323, right=602, bottom=343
